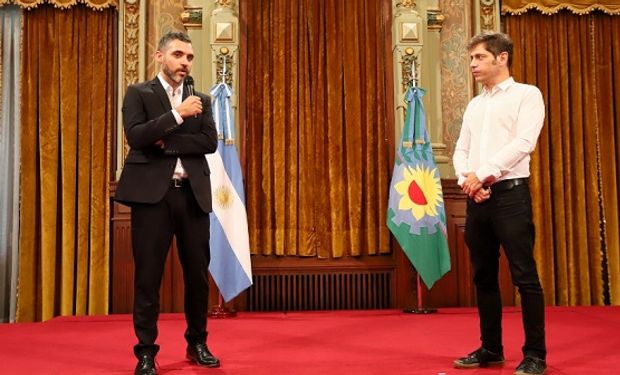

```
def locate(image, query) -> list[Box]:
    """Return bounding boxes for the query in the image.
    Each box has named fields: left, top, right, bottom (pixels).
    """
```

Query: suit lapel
left=150, top=78, right=172, bottom=112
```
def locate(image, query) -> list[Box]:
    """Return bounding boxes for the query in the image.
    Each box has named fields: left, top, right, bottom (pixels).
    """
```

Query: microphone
left=185, top=75, right=195, bottom=96
left=185, top=76, right=198, bottom=118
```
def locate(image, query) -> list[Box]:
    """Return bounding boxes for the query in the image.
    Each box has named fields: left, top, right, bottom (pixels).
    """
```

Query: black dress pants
left=465, top=182, right=546, bottom=360
left=130, top=183, right=211, bottom=357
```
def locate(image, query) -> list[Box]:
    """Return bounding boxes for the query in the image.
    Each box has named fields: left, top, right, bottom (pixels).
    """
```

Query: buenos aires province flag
left=206, top=82, right=252, bottom=302
left=387, top=85, right=451, bottom=289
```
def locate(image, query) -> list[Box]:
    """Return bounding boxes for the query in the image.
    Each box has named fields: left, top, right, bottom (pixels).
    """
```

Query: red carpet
left=0, top=307, right=618, bottom=374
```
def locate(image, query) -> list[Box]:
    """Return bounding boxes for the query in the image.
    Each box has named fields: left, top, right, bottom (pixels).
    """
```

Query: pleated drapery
left=506, top=10, right=620, bottom=306
left=243, top=0, right=392, bottom=259
left=17, top=5, right=115, bottom=321
left=0, top=5, right=22, bottom=323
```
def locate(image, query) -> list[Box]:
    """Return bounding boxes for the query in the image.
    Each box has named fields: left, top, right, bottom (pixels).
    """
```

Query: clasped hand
left=462, top=173, right=491, bottom=203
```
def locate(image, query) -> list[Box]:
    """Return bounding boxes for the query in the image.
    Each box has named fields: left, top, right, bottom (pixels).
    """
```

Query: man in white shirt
left=452, top=32, right=547, bottom=375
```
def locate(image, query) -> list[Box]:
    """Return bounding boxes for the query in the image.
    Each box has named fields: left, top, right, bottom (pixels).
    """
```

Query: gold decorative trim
left=0, top=0, right=118, bottom=10
left=480, top=0, right=496, bottom=32
left=181, top=6, right=202, bottom=28
left=122, top=0, right=139, bottom=158
left=216, top=47, right=233, bottom=86
left=502, top=3, right=620, bottom=15
left=401, top=47, right=419, bottom=92
left=396, top=0, right=416, bottom=9
left=215, top=0, right=233, bottom=7
left=427, top=8, right=445, bottom=31
left=123, top=0, right=139, bottom=88
left=214, top=0, right=237, bottom=14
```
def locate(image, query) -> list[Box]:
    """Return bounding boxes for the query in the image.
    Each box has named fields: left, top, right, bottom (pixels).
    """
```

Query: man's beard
left=163, top=64, right=185, bottom=84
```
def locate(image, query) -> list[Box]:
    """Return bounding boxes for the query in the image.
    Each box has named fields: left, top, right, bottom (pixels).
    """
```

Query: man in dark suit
left=115, top=31, right=220, bottom=375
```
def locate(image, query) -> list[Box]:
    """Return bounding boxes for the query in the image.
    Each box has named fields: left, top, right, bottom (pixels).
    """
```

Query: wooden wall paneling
left=111, top=180, right=516, bottom=312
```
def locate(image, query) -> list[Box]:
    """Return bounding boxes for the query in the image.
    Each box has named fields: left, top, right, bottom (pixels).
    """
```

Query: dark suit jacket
left=115, top=77, right=218, bottom=213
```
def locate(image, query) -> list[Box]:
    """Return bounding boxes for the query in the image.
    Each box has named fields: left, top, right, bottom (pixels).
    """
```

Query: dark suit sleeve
left=163, top=94, right=218, bottom=156
left=122, top=84, right=180, bottom=150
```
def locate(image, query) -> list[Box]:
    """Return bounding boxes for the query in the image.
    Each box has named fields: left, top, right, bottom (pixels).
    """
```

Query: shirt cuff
left=171, top=109, right=184, bottom=124
left=475, top=166, right=501, bottom=185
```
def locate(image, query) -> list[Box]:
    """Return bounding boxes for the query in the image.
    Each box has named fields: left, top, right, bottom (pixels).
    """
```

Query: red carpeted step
left=0, top=307, right=619, bottom=374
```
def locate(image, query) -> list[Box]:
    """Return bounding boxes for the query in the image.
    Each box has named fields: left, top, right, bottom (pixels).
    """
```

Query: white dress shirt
left=453, top=77, right=545, bottom=186
left=157, top=73, right=188, bottom=179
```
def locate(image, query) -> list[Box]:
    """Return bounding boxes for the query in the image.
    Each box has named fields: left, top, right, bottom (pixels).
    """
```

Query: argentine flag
left=206, top=82, right=252, bottom=302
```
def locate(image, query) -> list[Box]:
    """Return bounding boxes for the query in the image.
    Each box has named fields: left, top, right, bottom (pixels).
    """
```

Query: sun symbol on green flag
left=394, top=165, right=443, bottom=220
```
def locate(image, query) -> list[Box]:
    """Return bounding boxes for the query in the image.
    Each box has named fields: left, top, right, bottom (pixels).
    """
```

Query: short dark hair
left=157, top=31, right=192, bottom=51
left=468, top=32, right=513, bottom=68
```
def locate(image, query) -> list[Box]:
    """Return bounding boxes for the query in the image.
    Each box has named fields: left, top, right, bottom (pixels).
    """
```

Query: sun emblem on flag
left=214, top=185, right=232, bottom=209
left=394, top=164, right=443, bottom=220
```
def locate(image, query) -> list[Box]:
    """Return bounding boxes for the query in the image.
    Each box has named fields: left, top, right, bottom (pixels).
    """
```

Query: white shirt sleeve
left=171, top=109, right=184, bottom=124
left=475, top=86, right=545, bottom=183
left=453, top=106, right=473, bottom=187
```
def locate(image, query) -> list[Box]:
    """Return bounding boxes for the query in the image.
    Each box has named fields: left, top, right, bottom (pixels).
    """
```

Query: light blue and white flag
left=206, top=82, right=252, bottom=302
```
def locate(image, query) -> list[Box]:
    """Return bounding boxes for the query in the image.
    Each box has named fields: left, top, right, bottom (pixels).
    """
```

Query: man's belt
left=171, top=178, right=188, bottom=188
left=488, top=178, right=528, bottom=193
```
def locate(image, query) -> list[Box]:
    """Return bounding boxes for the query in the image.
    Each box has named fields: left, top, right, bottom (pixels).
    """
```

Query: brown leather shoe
left=134, top=353, right=157, bottom=375
left=454, top=347, right=505, bottom=368
left=186, top=343, right=221, bottom=368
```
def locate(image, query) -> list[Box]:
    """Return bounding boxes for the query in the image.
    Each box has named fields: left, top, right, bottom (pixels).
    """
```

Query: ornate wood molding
left=123, top=0, right=139, bottom=89
left=181, top=6, right=202, bottom=28
left=427, top=7, right=445, bottom=31
left=395, top=0, right=416, bottom=9
left=480, top=0, right=497, bottom=32
left=215, top=47, right=234, bottom=86
left=400, top=47, right=419, bottom=93
left=118, top=0, right=141, bottom=164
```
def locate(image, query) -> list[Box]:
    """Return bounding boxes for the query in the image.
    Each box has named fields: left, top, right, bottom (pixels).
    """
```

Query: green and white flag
left=387, top=86, right=451, bottom=289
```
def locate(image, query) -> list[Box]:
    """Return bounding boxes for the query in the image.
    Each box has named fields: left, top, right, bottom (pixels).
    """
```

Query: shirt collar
left=482, top=76, right=515, bottom=96
left=157, top=72, right=183, bottom=96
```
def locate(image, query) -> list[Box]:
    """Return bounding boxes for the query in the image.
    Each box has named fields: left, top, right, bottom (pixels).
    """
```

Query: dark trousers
left=131, top=183, right=211, bottom=357
left=465, top=183, right=546, bottom=360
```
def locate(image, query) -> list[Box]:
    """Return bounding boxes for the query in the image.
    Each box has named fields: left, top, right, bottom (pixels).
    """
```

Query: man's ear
left=155, top=50, right=163, bottom=64
left=497, top=51, right=509, bottom=67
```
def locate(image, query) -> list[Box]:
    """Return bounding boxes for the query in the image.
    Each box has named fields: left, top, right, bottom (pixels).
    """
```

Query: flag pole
left=208, top=291, right=237, bottom=318
left=403, top=273, right=438, bottom=314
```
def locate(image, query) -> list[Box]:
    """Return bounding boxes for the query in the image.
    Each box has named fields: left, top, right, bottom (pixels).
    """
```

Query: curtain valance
left=0, top=0, right=117, bottom=10
left=502, top=1, right=620, bottom=14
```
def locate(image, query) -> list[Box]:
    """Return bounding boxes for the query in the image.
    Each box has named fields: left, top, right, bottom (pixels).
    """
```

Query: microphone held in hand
left=185, top=75, right=195, bottom=95
left=185, top=75, right=198, bottom=118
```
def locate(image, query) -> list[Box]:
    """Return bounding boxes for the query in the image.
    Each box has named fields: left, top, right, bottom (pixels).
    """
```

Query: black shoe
left=134, top=353, right=157, bottom=375
left=454, top=347, right=505, bottom=368
left=186, top=343, right=221, bottom=368
left=514, top=356, right=547, bottom=375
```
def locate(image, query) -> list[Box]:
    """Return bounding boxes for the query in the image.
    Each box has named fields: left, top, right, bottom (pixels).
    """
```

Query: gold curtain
left=243, top=0, right=391, bottom=258
left=505, top=10, right=620, bottom=305
left=17, top=5, right=115, bottom=321
left=503, top=0, right=620, bottom=15
left=0, top=0, right=117, bottom=10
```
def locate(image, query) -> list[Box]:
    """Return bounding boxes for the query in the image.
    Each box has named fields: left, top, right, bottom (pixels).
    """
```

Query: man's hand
left=176, top=95, right=203, bottom=118
left=462, top=173, right=483, bottom=197
left=472, top=187, right=491, bottom=203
